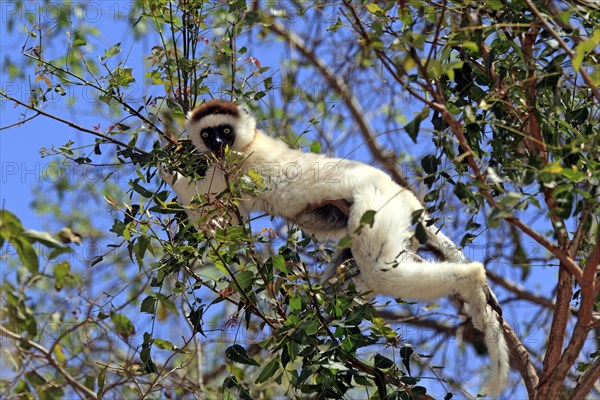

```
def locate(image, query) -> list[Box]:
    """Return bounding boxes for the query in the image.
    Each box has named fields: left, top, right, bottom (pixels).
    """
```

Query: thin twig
left=0, top=111, right=40, bottom=130
left=0, top=324, right=99, bottom=399
left=0, top=90, right=150, bottom=156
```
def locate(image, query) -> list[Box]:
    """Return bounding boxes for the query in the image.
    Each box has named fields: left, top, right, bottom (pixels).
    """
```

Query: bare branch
left=544, top=236, right=600, bottom=398
left=0, top=90, right=150, bottom=156
left=0, top=111, right=40, bottom=130
left=487, top=271, right=580, bottom=315
left=502, top=320, right=539, bottom=398
left=570, top=357, right=600, bottom=400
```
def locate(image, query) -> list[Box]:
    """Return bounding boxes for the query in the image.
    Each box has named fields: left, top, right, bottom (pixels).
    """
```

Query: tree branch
left=570, top=357, right=600, bottom=400
left=487, top=270, right=579, bottom=315
left=502, top=320, right=540, bottom=398
left=522, top=0, right=600, bottom=102
left=267, top=20, right=411, bottom=189
left=544, top=236, right=600, bottom=399
left=0, top=91, right=150, bottom=156
left=0, top=324, right=98, bottom=399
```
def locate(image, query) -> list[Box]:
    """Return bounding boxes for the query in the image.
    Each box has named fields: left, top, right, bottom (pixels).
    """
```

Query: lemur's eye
left=201, top=131, right=209, bottom=139
left=223, top=127, right=231, bottom=135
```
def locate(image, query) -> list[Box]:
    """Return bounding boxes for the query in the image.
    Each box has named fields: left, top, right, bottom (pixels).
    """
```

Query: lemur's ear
left=185, top=110, right=194, bottom=128
left=235, top=100, right=251, bottom=117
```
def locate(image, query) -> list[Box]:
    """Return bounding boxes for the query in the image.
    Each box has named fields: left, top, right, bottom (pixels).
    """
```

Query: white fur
left=160, top=105, right=510, bottom=397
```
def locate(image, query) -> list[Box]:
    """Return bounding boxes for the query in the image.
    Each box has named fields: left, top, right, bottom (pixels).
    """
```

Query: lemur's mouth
left=214, top=147, right=225, bottom=159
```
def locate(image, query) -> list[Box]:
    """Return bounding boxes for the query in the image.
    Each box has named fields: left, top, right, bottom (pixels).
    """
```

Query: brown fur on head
left=188, top=100, right=240, bottom=123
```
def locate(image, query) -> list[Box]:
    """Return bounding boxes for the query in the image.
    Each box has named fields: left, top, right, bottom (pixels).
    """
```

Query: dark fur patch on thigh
left=296, top=200, right=352, bottom=231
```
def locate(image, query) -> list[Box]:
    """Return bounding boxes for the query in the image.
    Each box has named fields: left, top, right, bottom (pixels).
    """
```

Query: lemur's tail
left=425, top=225, right=509, bottom=397
left=461, top=281, right=510, bottom=398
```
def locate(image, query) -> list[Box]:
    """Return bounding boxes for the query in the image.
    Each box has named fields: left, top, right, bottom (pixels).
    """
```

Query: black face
left=199, top=124, right=235, bottom=156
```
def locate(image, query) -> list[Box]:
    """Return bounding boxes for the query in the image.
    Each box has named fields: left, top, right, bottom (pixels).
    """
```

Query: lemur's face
left=198, top=124, right=235, bottom=157
left=187, top=100, right=257, bottom=157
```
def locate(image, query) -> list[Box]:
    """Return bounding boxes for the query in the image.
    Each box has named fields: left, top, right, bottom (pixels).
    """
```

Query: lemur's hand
left=484, top=285, right=503, bottom=317
left=158, top=163, right=176, bottom=184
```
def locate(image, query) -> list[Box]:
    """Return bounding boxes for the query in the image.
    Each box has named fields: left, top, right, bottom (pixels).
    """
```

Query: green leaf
left=131, top=181, right=153, bottom=198
left=400, top=346, right=414, bottom=375
left=101, top=42, right=122, bottom=61
left=453, top=182, right=477, bottom=206
left=404, top=115, right=421, bottom=143
left=415, top=223, right=428, bottom=245
left=289, top=294, right=302, bottom=312
left=25, top=371, right=46, bottom=386
left=427, top=59, right=444, bottom=79
left=374, top=354, right=395, bottom=369
left=235, top=270, right=255, bottom=292
left=97, top=367, right=106, bottom=398
left=286, top=341, right=299, bottom=363
left=0, top=210, right=23, bottom=234
left=157, top=294, right=178, bottom=314
left=0, top=211, right=38, bottom=274
left=110, top=313, right=135, bottom=337
left=560, top=168, right=586, bottom=183
left=421, top=154, right=438, bottom=174
left=255, top=358, right=280, bottom=384
left=23, top=230, right=65, bottom=248
left=140, top=342, right=157, bottom=373
left=91, top=256, right=104, bottom=267
left=13, top=380, right=31, bottom=396
left=53, top=261, right=70, bottom=291
left=272, top=255, right=288, bottom=273
left=372, top=368, right=387, bottom=397
left=327, top=17, right=345, bottom=32
left=338, top=235, right=353, bottom=249
left=360, top=210, right=377, bottom=228
left=134, top=235, right=151, bottom=269
left=487, top=207, right=510, bottom=229
left=154, top=338, right=177, bottom=350
left=487, top=0, right=503, bottom=10
left=404, top=108, right=429, bottom=143
left=140, top=295, right=157, bottom=314
left=224, top=376, right=253, bottom=400
left=300, top=318, right=320, bottom=335
left=573, top=29, right=599, bottom=72
left=309, top=140, right=321, bottom=154
left=413, top=386, right=428, bottom=395
left=462, top=41, right=479, bottom=53
left=13, top=237, right=39, bottom=275
left=566, top=107, right=589, bottom=125
left=460, top=233, right=476, bottom=247
left=225, top=344, right=259, bottom=366
left=366, top=4, right=384, bottom=13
